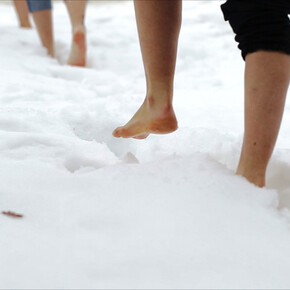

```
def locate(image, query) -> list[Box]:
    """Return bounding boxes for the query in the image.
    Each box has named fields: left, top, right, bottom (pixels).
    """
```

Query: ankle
left=146, top=85, right=173, bottom=107
left=236, top=167, right=266, bottom=187
left=145, top=94, right=173, bottom=111
left=239, top=173, right=265, bottom=188
left=72, top=24, right=86, bottom=34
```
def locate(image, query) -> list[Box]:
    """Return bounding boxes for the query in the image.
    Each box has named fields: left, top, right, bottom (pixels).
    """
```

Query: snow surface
left=1, top=1, right=290, bottom=289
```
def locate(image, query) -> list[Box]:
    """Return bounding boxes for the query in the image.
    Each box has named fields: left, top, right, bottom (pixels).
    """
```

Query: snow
left=1, top=1, right=290, bottom=289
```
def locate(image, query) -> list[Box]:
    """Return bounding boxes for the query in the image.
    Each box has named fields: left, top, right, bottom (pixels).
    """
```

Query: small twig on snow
left=2, top=211, right=24, bottom=218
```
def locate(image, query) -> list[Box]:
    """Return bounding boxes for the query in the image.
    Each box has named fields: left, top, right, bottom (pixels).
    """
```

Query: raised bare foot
left=113, top=97, right=178, bottom=139
left=67, top=25, right=86, bottom=67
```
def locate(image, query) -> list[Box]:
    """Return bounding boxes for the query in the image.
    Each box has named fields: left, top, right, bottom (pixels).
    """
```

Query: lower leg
left=64, top=0, right=87, bottom=66
left=237, top=51, right=290, bottom=187
left=13, top=0, right=32, bottom=28
left=113, top=0, right=182, bottom=139
left=31, top=9, right=54, bottom=56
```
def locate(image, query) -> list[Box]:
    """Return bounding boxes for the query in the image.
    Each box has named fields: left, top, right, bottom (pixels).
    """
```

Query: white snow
left=1, top=1, right=290, bottom=289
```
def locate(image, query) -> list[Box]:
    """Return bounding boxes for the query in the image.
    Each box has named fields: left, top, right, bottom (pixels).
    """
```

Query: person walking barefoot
left=26, top=0, right=87, bottom=66
left=113, top=1, right=181, bottom=139
left=113, top=0, right=290, bottom=188
left=13, top=0, right=32, bottom=28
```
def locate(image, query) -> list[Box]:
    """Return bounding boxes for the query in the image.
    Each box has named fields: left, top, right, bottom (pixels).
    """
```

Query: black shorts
left=221, top=0, right=290, bottom=59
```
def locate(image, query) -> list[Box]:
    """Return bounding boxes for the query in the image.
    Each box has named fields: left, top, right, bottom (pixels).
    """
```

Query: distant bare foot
left=113, top=97, right=178, bottom=139
left=67, top=26, right=86, bottom=67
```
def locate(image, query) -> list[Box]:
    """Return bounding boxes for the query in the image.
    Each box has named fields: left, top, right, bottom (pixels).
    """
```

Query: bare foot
left=113, top=97, right=178, bottom=139
left=67, top=26, right=86, bottom=67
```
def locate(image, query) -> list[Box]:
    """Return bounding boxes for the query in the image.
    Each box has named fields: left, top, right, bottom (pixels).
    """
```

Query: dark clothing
left=221, top=0, right=290, bottom=59
left=26, top=0, right=52, bottom=13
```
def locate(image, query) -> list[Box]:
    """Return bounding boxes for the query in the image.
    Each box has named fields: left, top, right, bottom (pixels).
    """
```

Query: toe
left=112, top=127, right=122, bottom=137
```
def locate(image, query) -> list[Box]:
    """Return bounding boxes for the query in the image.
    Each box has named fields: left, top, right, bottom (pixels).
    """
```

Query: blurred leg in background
left=26, top=0, right=54, bottom=56
left=13, top=0, right=32, bottom=28
left=26, top=0, right=87, bottom=65
left=65, top=0, right=87, bottom=67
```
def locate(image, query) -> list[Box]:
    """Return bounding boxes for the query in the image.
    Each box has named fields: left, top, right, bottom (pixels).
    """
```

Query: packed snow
left=1, top=1, right=290, bottom=289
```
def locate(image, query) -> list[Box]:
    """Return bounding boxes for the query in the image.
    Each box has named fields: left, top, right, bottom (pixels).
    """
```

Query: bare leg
left=237, top=51, right=290, bottom=187
left=113, top=0, right=181, bottom=139
left=13, top=0, right=32, bottom=28
left=31, top=10, right=54, bottom=56
left=65, top=0, right=87, bottom=67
